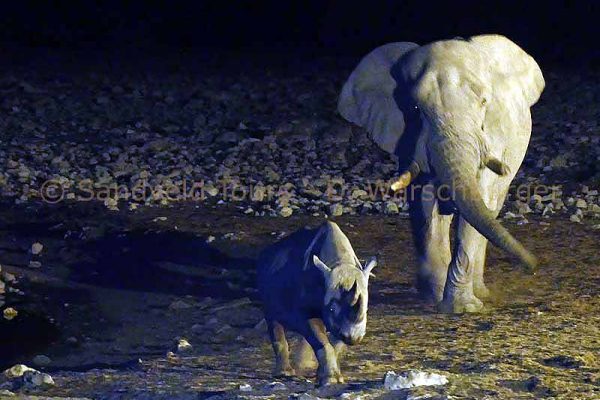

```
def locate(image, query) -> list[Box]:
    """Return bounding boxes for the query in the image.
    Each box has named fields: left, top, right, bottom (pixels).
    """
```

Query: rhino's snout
left=338, top=319, right=366, bottom=345
left=340, top=333, right=363, bottom=345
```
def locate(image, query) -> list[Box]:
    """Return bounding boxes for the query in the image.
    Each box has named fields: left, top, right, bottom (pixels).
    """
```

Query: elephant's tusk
left=391, top=172, right=413, bottom=192
left=391, top=161, right=420, bottom=192
left=485, top=157, right=511, bottom=176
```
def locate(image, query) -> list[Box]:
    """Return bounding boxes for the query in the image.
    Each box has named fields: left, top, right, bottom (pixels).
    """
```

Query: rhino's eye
left=329, top=302, right=339, bottom=315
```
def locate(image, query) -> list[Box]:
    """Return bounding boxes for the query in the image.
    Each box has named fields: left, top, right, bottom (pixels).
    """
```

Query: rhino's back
left=257, top=225, right=320, bottom=277
left=256, top=223, right=331, bottom=323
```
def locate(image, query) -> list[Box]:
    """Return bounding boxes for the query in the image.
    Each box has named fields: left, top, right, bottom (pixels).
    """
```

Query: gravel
left=0, top=56, right=598, bottom=223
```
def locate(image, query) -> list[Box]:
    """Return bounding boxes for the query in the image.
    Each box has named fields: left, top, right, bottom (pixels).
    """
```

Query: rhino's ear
left=468, top=34, right=544, bottom=106
left=313, top=255, right=331, bottom=275
left=337, top=42, right=419, bottom=155
left=362, top=257, right=378, bottom=279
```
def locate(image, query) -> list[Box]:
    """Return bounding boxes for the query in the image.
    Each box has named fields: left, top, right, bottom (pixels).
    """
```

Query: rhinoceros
left=257, top=221, right=377, bottom=385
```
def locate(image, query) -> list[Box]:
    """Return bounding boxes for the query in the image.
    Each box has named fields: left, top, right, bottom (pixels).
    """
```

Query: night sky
left=1, top=0, right=598, bottom=65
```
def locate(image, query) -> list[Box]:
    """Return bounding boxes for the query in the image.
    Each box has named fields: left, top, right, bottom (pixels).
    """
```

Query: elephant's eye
left=413, top=105, right=419, bottom=110
left=481, top=98, right=487, bottom=105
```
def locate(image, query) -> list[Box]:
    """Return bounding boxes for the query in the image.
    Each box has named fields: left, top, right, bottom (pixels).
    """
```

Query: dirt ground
left=0, top=200, right=598, bottom=399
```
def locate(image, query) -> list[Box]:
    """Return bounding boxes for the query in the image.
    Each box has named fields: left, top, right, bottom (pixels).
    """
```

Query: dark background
left=0, top=0, right=598, bottom=65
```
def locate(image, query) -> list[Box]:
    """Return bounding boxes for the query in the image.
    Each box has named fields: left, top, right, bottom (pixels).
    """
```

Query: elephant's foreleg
left=409, top=180, right=454, bottom=302
left=473, top=238, right=490, bottom=298
left=438, top=218, right=485, bottom=313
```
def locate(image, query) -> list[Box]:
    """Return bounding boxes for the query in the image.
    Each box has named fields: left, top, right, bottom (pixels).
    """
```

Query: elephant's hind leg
left=409, top=180, right=453, bottom=302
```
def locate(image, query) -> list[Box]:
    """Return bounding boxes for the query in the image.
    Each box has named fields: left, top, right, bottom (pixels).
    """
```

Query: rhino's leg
left=333, top=339, right=346, bottom=359
left=302, top=318, right=344, bottom=386
left=267, top=320, right=295, bottom=377
left=409, top=179, right=453, bottom=302
left=294, top=338, right=317, bottom=373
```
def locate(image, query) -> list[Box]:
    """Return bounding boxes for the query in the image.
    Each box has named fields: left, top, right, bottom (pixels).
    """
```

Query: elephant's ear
left=337, top=42, right=419, bottom=154
left=469, top=35, right=545, bottom=106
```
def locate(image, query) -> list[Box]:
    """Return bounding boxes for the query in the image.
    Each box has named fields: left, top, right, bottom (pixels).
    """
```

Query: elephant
left=337, top=35, right=545, bottom=313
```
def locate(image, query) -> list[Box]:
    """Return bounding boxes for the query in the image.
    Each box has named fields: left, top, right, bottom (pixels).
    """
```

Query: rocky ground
left=0, top=51, right=599, bottom=398
left=0, top=51, right=599, bottom=221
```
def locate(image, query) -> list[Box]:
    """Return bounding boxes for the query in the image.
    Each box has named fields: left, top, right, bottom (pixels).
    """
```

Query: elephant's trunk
left=429, top=139, right=538, bottom=271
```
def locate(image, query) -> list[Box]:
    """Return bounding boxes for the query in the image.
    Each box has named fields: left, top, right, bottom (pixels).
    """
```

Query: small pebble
left=263, top=381, right=287, bottom=391
left=279, top=207, right=293, bottom=218
left=176, top=338, right=193, bottom=353
left=31, top=242, right=44, bottom=255
left=330, top=203, right=344, bottom=217
left=32, top=355, right=52, bottom=367
left=239, top=383, right=252, bottom=392
left=3, top=307, right=18, bottom=320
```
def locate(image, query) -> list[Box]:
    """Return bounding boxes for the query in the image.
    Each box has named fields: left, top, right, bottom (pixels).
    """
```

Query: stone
left=576, top=198, right=588, bottom=208
left=263, top=381, right=287, bottom=392
left=239, top=383, right=252, bottom=392
left=176, top=338, right=193, bottom=353
left=32, top=355, right=52, bottom=367
left=514, top=201, right=532, bottom=214
left=542, top=204, right=554, bottom=216
left=66, top=336, right=79, bottom=346
left=204, top=184, right=220, bottom=197
left=383, top=370, right=448, bottom=390
left=23, top=370, right=55, bottom=387
left=330, top=203, right=344, bottom=217
left=384, top=201, right=399, bottom=215
left=31, top=242, right=43, bottom=255
left=251, top=185, right=267, bottom=202
left=351, top=189, right=368, bottom=200
left=104, top=197, right=119, bottom=211
left=4, top=364, right=36, bottom=379
left=296, top=394, right=323, bottom=400
left=279, top=207, right=293, bottom=217
left=169, top=299, right=194, bottom=310
left=3, top=307, right=18, bottom=320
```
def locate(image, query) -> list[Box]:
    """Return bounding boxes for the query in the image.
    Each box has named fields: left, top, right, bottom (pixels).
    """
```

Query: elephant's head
left=338, top=35, right=544, bottom=269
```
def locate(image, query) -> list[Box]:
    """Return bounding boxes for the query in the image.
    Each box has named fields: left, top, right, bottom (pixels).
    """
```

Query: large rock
left=3, top=364, right=35, bottom=379
left=383, top=370, right=448, bottom=390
